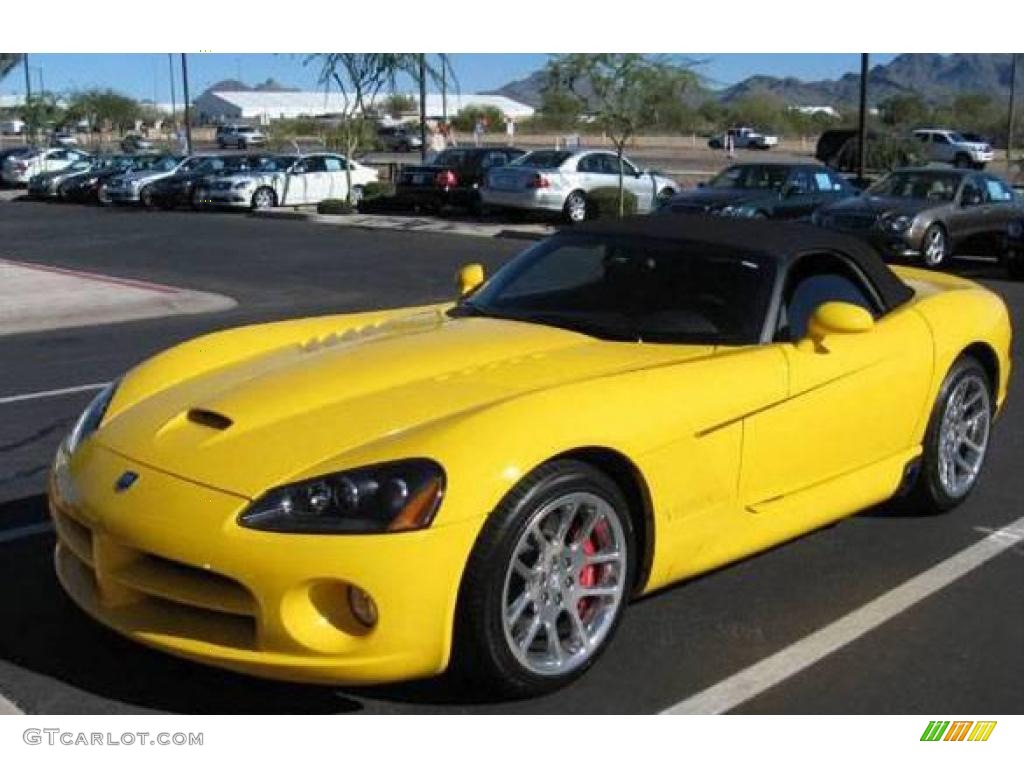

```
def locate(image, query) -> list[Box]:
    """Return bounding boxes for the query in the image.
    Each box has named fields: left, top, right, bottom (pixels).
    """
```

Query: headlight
left=233, top=180, right=252, bottom=189
left=65, top=380, right=119, bottom=455
left=238, top=459, right=445, bottom=534
left=886, top=214, right=912, bottom=233
left=84, top=176, right=99, bottom=185
left=1009, top=220, right=1023, bottom=238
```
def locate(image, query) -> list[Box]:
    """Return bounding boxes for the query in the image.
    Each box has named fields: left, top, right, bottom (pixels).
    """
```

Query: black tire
left=250, top=186, right=276, bottom=210
left=921, top=223, right=951, bottom=268
left=139, top=186, right=155, bottom=209
left=907, top=356, right=994, bottom=513
left=562, top=190, right=588, bottom=224
left=453, top=459, right=636, bottom=698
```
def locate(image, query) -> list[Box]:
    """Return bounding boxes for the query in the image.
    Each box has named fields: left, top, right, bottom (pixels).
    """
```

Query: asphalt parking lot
left=0, top=200, right=1021, bottom=714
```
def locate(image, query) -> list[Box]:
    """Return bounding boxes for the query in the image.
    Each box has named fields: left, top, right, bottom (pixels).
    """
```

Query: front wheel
left=563, top=191, right=588, bottom=224
left=455, top=460, right=634, bottom=697
left=250, top=187, right=276, bottom=210
left=139, top=186, right=155, bottom=208
left=921, top=224, right=950, bottom=268
left=908, top=356, right=993, bottom=513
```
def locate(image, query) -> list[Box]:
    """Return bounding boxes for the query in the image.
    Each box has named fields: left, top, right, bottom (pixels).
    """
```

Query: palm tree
left=0, top=53, right=24, bottom=81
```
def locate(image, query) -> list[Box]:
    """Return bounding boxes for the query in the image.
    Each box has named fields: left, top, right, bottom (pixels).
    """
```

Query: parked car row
left=660, top=161, right=1023, bottom=278
left=9, top=149, right=379, bottom=210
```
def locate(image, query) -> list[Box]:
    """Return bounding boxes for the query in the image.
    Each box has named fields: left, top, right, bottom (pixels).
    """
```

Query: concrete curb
left=252, top=208, right=554, bottom=241
left=0, top=189, right=26, bottom=203
left=0, top=258, right=237, bottom=337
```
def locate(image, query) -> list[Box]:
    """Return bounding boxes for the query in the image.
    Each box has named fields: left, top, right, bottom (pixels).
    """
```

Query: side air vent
left=187, top=409, right=233, bottom=431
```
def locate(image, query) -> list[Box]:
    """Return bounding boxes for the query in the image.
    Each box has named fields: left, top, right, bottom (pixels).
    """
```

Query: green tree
left=379, top=93, right=418, bottom=116
left=452, top=104, right=506, bottom=134
left=65, top=89, right=143, bottom=134
left=878, top=94, right=929, bottom=128
left=18, top=94, right=64, bottom=136
left=535, top=84, right=584, bottom=130
left=547, top=54, right=699, bottom=216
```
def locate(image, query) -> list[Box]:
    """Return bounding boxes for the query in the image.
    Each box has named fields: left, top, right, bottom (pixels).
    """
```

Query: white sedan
left=196, top=153, right=379, bottom=209
left=2, top=147, right=91, bottom=185
left=480, top=149, right=678, bottom=223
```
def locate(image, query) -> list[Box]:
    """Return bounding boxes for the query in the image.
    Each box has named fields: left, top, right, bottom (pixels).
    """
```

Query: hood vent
left=187, top=409, right=233, bottom=431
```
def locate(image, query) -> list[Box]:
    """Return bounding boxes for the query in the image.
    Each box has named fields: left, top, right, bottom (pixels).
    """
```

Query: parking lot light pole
left=857, top=53, right=868, bottom=185
left=22, top=54, right=31, bottom=142
left=1008, top=53, right=1018, bottom=176
left=181, top=54, right=192, bottom=155
left=168, top=53, right=177, bottom=128
left=419, top=54, right=428, bottom=164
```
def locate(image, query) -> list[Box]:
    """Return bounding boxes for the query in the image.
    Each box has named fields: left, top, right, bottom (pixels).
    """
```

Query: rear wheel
left=455, top=460, right=634, bottom=697
left=921, top=224, right=950, bottom=268
left=563, top=191, right=588, bottom=224
left=908, top=356, right=993, bottom=513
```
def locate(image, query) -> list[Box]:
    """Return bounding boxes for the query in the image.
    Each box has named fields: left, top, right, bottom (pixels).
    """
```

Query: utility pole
left=441, top=60, right=447, bottom=122
left=181, top=53, right=192, bottom=154
left=22, top=54, right=31, bottom=142
left=419, top=53, right=428, bottom=163
left=1008, top=53, right=1018, bottom=176
left=857, top=53, right=869, bottom=185
left=168, top=53, right=177, bottom=126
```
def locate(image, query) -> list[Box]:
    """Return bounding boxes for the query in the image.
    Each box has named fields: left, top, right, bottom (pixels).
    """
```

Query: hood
left=668, top=187, right=776, bottom=210
left=96, top=311, right=714, bottom=497
left=820, top=194, right=941, bottom=218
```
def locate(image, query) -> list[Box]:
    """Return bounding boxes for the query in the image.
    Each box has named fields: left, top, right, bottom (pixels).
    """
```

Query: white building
left=193, top=90, right=534, bottom=124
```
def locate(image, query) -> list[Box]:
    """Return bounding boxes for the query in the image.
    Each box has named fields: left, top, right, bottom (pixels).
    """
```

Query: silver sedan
left=480, top=149, right=678, bottom=223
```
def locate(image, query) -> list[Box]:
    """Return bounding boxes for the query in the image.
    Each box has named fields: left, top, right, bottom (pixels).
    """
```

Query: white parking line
left=661, top=514, right=1024, bottom=715
left=0, top=521, right=54, bottom=544
left=0, top=382, right=109, bottom=406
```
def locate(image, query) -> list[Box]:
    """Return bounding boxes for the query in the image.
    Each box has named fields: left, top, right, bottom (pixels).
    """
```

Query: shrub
left=362, top=181, right=395, bottom=200
left=317, top=198, right=354, bottom=215
left=586, top=187, right=638, bottom=219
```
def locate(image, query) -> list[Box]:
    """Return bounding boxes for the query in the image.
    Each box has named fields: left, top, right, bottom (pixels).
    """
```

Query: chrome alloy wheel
left=501, top=491, right=627, bottom=676
left=923, top=227, right=948, bottom=267
left=252, top=188, right=274, bottom=209
left=937, top=373, right=991, bottom=499
left=565, top=192, right=587, bottom=223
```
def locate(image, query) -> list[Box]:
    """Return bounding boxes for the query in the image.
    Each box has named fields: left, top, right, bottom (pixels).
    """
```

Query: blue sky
left=3, top=53, right=898, bottom=101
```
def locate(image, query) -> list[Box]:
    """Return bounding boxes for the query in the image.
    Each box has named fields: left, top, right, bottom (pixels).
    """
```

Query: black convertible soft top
left=568, top=215, right=915, bottom=312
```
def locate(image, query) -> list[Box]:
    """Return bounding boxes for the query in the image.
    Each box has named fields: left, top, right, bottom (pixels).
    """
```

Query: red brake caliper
left=577, top=534, right=597, bottom=618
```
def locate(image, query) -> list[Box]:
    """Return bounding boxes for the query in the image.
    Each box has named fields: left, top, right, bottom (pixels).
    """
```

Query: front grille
left=53, top=507, right=258, bottom=650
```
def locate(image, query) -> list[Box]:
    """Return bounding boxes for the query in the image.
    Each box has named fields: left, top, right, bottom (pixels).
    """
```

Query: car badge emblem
left=115, top=471, right=139, bottom=493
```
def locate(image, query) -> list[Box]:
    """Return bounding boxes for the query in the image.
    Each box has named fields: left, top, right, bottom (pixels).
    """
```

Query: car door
left=739, top=251, right=933, bottom=513
left=776, top=168, right=820, bottom=219
left=573, top=153, right=602, bottom=192
left=980, top=174, right=1020, bottom=234
left=617, top=155, right=655, bottom=211
left=931, top=132, right=954, bottom=164
left=288, top=156, right=330, bottom=204
left=952, top=175, right=988, bottom=242
left=321, top=155, right=348, bottom=199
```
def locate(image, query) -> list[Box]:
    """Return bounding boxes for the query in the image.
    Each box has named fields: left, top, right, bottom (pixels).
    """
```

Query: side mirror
left=961, top=189, right=982, bottom=207
left=800, top=302, right=874, bottom=351
left=456, top=263, right=485, bottom=297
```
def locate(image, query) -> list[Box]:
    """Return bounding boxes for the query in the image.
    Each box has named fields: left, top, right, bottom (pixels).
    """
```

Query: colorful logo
left=921, top=720, right=997, bottom=742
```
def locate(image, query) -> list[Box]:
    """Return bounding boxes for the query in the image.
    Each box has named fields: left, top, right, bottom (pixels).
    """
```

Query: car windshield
left=130, top=156, right=160, bottom=170
left=708, top=164, right=791, bottom=191
left=433, top=149, right=471, bottom=167
left=868, top=171, right=962, bottom=202
left=451, top=234, right=774, bottom=345
left=512, top=151, right=573, bottom=169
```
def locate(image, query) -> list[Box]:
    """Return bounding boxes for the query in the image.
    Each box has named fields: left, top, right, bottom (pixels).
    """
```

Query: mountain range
left=485, top=54, right=1018, bottom=108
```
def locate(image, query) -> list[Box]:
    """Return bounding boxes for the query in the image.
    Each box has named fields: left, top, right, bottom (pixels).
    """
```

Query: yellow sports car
left=50, top=217, right=1012, bottom=696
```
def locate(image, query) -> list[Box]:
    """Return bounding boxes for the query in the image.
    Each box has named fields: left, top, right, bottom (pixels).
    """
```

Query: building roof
left=197, top=90, right=535, bottom=120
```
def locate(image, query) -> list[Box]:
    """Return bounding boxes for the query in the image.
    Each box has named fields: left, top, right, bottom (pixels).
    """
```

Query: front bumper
left=103, top=187, right=142, bottom=203
left=51, top=442, right=481, bottom=685
left=480, top=187, right=565, bottom=213
left=195, top=187, right=251, bottom=208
